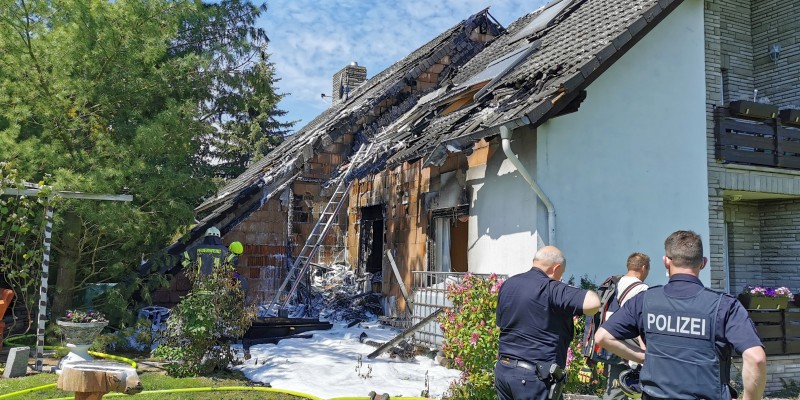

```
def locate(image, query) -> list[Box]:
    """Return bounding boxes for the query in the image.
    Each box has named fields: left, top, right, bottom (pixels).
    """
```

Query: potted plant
left=738, top=286, right=793, bottom=310
left=56, top=309, right=108, bottom=368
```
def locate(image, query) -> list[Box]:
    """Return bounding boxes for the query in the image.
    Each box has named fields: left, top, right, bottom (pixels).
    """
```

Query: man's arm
left=595, top=327, right=645, bottom=364
left=741, top=345, right=766, bottom=400
left=582, top=290, right=600, bottom=315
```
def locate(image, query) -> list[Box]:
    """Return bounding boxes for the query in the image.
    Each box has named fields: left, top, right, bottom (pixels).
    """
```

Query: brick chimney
left=332, top=62, right=367, bottom=105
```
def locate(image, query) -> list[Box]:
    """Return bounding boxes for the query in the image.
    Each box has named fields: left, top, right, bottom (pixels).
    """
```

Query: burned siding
left=223, top=196, right=288, bottom=304
left=347, top=154, right=467, bottom=314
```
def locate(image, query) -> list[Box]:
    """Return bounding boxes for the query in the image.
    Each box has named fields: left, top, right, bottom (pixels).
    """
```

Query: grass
left=0, top=369, right=310, bottom=399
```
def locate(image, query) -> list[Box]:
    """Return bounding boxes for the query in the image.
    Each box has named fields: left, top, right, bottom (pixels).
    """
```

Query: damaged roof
left=148, top=0, right=684, bottom=275
left=380, top=0, right=684, bottom=167
left=145, top=9, right=504, bottom=273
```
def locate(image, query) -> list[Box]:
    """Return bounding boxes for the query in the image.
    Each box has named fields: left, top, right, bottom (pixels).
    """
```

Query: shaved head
left=533, top=246, right=566, bottom=280
left=534, top=246, right=565, bottom=266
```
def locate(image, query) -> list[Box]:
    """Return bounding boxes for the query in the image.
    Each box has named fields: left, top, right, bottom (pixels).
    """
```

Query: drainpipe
left=499, top=119, right=556, bottom=246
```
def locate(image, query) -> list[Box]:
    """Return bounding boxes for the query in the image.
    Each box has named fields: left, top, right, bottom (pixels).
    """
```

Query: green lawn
left=0, top=370, right=310, bottom=400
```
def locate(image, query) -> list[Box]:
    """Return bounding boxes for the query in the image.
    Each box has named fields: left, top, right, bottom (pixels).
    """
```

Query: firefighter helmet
left=229, top=241, right=243, bottom=255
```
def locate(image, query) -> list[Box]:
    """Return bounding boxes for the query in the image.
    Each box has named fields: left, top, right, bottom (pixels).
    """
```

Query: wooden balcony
left=749, top=308, right=800, bottom=355
left=715, top=108, right=800, bottom=170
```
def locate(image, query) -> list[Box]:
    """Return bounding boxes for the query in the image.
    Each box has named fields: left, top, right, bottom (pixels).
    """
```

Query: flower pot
left=738, top=294, right=789, bottom=310
left=56, top=319, right=108, bottom=369
left=57, top=319, right=108, bottom=345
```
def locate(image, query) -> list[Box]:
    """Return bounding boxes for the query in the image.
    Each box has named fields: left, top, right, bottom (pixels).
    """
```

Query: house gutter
left=499, top=118, right=556, bottom=246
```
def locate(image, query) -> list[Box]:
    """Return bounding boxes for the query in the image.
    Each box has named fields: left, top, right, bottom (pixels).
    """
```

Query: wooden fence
left=715, top=108, right=800, bottom=169
left=749, top=308, right=800, bottom=355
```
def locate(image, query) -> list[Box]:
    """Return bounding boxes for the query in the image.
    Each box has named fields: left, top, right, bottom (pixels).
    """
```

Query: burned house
left=150, top=9, right=504, bottom=307
left=152, top=0, right=800, bottom=389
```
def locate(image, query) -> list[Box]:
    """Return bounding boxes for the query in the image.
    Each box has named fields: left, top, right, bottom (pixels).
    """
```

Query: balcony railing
left=748, top=308, right=800, bottom=355
left=410, top=271, right=507, bottom=349
left=715, top=108, right=800, bottom=169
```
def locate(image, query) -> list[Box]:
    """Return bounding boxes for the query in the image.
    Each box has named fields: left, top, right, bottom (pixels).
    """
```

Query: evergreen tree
left=0, top=0, right=292, bottom=324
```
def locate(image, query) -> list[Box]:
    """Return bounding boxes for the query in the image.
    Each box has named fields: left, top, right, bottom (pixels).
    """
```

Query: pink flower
left=454, top=356, right=464, bottom=367
left=566, top=347, right=575, bottom=368
left=470, top=332, right=479, bottom=345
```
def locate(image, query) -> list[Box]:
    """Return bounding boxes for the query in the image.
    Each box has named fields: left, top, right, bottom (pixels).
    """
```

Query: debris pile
left=306, top=264, right=383, bottom=322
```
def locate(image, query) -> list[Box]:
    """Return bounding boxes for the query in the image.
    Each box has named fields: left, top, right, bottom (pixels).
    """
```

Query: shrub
left=0, top=163, right=54, bottom=334
left=439, top=273, right=503, bottom=399
left=152, top=263, right=254, bottom=377
left=564, top=274, right=606, bottom=395
left=439, top=273, right=607, bottom=398
left=564, top=315, right=607, bottom=395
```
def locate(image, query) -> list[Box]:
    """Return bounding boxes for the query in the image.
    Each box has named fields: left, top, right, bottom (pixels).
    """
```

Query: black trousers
left=494, top=360, right=550, bottom=400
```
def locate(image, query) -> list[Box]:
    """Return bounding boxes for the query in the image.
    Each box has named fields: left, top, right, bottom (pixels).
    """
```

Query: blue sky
left=258, top=0, right=550, bottom=132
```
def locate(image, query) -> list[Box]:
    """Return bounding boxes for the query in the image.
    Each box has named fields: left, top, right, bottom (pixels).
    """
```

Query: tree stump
left=57, top=360, right=143, bottom=399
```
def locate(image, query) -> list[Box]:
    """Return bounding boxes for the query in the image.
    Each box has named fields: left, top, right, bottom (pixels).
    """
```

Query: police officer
left=495, top=246, right=601, bottom=400
left=596, top=230, right=767, bottom=400
left=182, top=226, right=229, bottom=276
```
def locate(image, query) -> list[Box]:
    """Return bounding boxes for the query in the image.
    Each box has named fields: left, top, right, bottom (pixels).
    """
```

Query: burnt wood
left=244, top=317, right=332, bottom=340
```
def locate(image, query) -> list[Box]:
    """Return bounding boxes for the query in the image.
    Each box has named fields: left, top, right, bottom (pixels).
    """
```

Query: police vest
left=640, top=286, right=731, bottom=399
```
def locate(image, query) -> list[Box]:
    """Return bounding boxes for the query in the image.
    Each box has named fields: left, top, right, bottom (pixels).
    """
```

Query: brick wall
left=733, top=354, right=800, bottom=394
left=225, top=196, right=288, bottom=305
left=713, top=0, right=755, bottom=103
left=332, top=63, right=367, bottom=105
left=751, top=0, right=800, bottom=107
left=725, top=201, right=762, bottom=292
left=705, top=0, right=800, bottom=292
left=759, top=200, right=800, bottom=289
left=725, top=198, right=800, bottom=291
left=346, top=155, right=467, bottom=313
left=706, top=0, right=800, bottom=107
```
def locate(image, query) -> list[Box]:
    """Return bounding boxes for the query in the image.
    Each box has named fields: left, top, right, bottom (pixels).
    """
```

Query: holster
left=536, top=361, right=565, bottom=400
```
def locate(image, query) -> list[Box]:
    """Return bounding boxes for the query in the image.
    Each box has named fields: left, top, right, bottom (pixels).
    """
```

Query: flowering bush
left=743, top=285, right=793, bottom=298
left=564, top=315, right=606, bottom=395
left=63, top=309, right=107, bottom=323
left=439, top=273, right=503, bottom=399
left=561, top=274, right=607, bottom=395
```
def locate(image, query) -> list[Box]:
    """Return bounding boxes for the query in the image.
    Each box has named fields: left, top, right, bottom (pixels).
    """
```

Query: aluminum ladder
left=265, top=142, right=372, bottom=315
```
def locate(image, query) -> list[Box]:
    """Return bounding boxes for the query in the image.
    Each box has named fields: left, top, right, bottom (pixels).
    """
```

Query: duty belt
left=499, top=357, right=537, bottom=371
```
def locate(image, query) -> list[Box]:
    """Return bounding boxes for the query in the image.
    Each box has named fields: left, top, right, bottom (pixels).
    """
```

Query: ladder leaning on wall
left=263, top=142, right=373, bottom=316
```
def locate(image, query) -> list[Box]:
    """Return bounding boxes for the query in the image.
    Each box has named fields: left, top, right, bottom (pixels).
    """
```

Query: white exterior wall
left=467, top=131, right=542, bottom=276
left=468, top=0, right=709, bottom=286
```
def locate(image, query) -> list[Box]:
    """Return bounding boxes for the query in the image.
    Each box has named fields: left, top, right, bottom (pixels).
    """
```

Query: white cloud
left=260, top=0, right=548, bottom=129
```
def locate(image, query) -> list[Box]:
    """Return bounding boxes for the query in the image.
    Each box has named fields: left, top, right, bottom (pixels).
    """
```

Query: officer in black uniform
left=495, top=246, right=601, bottom=400
left=596, top=230, right=767, bottom=400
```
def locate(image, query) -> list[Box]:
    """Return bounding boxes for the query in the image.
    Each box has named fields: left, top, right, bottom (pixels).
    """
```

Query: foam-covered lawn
left=0, top=370, right=308, bottom=399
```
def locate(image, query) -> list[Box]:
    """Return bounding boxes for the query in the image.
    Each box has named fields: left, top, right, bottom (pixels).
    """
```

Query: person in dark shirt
left=495, top=246, right=601, bottom=400
left=596, top=230, right=766, bottom=400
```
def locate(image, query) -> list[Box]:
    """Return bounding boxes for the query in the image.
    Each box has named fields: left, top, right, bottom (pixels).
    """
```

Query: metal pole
left=35, top=204, right=54, bottom=372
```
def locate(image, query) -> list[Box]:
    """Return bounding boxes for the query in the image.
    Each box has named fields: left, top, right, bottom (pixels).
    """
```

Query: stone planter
left=738, top=294, right=789, bottom=310
left=56, top=319, right=108, bottom=370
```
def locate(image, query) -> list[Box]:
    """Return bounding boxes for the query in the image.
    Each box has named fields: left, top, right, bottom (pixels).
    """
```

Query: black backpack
left=581, top=275, right=643, bottom=363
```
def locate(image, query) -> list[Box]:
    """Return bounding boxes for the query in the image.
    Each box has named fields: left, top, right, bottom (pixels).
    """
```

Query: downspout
left=499, top=119, right=556, bottom=246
